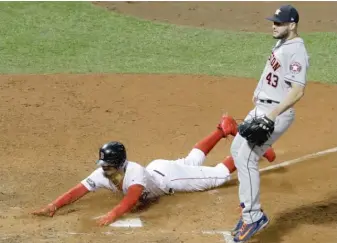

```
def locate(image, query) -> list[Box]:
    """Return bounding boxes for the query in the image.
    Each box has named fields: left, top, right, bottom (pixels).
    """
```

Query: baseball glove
left=238, top=115, right=275, bottom=146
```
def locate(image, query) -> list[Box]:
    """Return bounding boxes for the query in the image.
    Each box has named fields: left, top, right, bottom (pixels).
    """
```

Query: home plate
left=110, top=218, right=143, bottom=228
left=202, top=230, right=234, bottom=243
left=222, top=231, right=235, bottom=243
left=93, top=216, right=143, bottom=228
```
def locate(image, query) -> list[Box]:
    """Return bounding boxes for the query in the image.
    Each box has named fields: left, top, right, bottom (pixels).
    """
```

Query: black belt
left=153, top=170, right=174, bottom=194
left=259, top=99, right=280, bottom=104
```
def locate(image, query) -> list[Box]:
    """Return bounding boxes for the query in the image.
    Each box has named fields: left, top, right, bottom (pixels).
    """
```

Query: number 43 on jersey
left=266, top=72, right=279, bottom=88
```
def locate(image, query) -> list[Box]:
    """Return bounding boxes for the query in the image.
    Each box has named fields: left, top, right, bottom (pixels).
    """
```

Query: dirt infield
left=1, top=2, right=337, bottom=243
left=95, top=1, right=337, bottom=32
left=1, top=74, right=336, bottom=243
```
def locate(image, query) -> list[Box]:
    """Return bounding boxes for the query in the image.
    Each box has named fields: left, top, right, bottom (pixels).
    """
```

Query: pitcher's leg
left=231, top=134, right=267, bottom=224
left=232, top=108, right=295, bottom=224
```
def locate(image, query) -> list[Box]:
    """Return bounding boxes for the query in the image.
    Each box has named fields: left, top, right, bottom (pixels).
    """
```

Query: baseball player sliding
left=32, top=115, right=276, bottom=226
left=229, top=5, right=309, bottom=242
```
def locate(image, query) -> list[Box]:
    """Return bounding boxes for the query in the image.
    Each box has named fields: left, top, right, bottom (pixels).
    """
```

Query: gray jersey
left=254, top=37, right=309, bottom=102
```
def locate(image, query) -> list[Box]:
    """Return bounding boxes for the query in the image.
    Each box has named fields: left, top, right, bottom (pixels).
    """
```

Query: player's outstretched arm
left=267, top=83, right=305, bottom=120
left=96, top=184, right=144, bottom=226
left=32, top=183, right=90, bottom=217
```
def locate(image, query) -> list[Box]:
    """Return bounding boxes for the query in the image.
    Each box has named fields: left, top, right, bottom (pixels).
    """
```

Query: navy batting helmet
left=96, top=141, right=127, bottom=169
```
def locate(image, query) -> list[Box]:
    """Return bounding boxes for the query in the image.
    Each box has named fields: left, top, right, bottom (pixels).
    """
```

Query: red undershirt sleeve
left=52, top=183, right=89, bottom=209
left=104, top=184, right=144, bottom=221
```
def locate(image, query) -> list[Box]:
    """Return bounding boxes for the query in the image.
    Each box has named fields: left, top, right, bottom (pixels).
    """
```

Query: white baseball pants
left=146, top=148, right=231, bottom=192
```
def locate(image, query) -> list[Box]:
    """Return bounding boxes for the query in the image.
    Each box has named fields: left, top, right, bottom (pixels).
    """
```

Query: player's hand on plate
left=96, top=212, right=116, bottom=226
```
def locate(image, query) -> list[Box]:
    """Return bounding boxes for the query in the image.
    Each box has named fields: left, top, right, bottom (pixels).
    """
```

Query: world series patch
left=86, top=178, right=96, bottom=189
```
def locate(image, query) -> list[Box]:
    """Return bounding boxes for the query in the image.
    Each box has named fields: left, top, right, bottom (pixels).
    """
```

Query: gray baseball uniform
left=230, top=37, right=309, bottom=224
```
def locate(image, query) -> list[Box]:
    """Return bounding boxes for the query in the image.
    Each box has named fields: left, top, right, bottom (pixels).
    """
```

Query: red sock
left=194, top=129, right=223, bottom=155
left=263, top=147, right=276, bottom=162
left=222, top=156, right=236, bottom=173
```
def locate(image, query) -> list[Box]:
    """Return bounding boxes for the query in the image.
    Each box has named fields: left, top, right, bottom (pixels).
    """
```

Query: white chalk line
left=260, top=146, right=337, bottom=172
left=59, top=229, right=235, bottom=242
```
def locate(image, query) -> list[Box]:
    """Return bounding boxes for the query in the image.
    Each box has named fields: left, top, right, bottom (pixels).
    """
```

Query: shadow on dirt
left=253, top=192, right=337, bottom=243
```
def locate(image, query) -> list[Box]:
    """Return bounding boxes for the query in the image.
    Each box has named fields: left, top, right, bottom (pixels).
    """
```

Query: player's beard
left=104, top=170, right=124, bottom=187
left=273, top=29, right=290, bottom=40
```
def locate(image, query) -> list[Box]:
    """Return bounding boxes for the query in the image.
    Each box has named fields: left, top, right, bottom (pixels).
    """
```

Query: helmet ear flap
left=100, top=151, right=105, bottom=160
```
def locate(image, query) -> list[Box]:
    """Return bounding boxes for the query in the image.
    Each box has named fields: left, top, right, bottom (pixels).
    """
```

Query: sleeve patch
left=86, top=178, right=96, bottom=189
left=289, top=62, right=302, bottom=74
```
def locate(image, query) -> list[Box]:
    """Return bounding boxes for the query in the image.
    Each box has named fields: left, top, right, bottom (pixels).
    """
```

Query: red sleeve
left=52, top=183, right=89, bottom=209
left=105, top=184, right=144, bottom=221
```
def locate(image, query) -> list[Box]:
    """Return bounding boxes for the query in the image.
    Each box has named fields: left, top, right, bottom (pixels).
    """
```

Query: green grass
left=0, top=2, right=336, bottom=83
